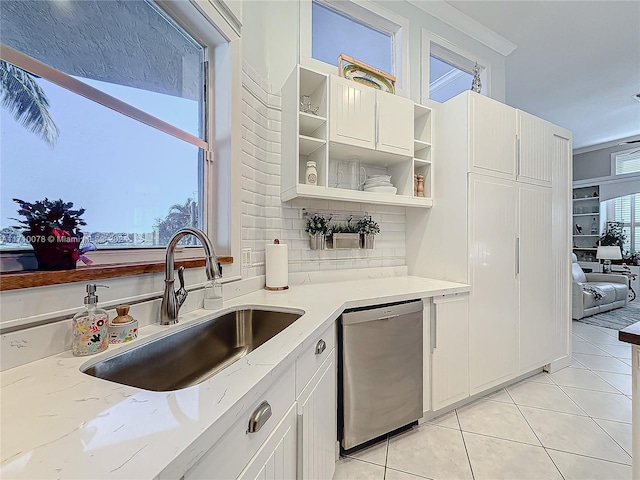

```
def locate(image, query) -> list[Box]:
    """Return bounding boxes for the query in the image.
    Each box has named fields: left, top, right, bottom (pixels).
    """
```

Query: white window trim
left=299, top=0, right=410, bottom=98
left=604, top=194, right=638, bottom=253
left=611, top=147, right=640, bottom=179
left=1, top=1, right=242, bottom=279
left=420, top=29, right=492, bottom=104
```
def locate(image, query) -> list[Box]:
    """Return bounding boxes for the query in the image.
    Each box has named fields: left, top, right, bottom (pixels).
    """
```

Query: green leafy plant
left=154, top=198, right=198, bottom=245
left=305, top=214, right=329, bottom=236
left=1, top=60, right=59, bottom=146
left=357, top=216, right=380, bottom=236
left=329, top=216, right=359, bottom=235
left=599, top=222, right=627, bottom=247
left=12, top=198, right=86, bottom=237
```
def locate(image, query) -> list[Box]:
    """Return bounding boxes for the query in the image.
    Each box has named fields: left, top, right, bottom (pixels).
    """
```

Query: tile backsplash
left=241, top=61, right=406, bottom=278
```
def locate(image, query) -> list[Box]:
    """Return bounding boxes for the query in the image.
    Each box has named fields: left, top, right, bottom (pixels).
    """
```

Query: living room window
left=300, top=0, right=409, bottom=96
left=606, top=194, right=640, bottom=254
left=0, top=0, right=230, bottom=267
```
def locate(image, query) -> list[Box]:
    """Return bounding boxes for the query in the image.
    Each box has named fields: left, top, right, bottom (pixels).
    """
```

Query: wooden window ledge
left=0, top=256, right=233, bottom=291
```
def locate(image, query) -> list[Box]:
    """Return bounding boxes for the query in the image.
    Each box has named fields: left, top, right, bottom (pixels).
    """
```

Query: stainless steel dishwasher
left=339, top=300, right=423, bottom=450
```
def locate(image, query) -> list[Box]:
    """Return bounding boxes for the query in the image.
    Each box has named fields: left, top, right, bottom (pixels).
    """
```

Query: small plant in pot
left=11, top=198, right=94, bottom=270
left=305, top=214, right=328, bottom=250
left=357, top=216, right=380, bottom=249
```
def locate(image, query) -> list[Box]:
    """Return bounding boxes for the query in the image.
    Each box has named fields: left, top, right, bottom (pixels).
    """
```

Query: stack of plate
left=363, top=175, right=397, bottom=194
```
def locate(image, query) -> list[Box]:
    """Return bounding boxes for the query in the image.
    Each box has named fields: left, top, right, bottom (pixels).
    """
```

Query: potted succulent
left=305, top=214, right=328, bottom=250
left=11, top=198, right=94, bottom=270
left=357, top=216, right=380, bottom=249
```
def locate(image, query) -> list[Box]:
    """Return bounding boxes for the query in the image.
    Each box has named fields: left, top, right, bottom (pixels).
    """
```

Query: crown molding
left=406, top=0, right=517, bottom=56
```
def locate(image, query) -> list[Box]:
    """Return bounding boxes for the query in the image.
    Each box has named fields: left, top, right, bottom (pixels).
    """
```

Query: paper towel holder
left=265, top=239, right=290, bottom=291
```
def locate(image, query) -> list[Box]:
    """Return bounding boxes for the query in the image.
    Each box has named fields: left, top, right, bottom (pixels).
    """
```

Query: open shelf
left=299, top=135, right=326, bottom=156
left=299, top=112, right=326, bottom=136
left=282, top=184, right=432, bottom=208
left=574, top=196, right=600, bottom=202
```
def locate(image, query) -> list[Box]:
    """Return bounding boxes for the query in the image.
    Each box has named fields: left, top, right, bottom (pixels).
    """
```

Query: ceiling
left=443, top=0, right=640, bottom=150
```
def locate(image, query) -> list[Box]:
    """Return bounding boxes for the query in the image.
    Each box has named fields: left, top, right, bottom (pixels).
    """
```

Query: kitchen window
left=0, top=0, right=234, bottom=271
left=300, top=0, right=409, bottom=96
left=613, top=148, right=640, bottom=176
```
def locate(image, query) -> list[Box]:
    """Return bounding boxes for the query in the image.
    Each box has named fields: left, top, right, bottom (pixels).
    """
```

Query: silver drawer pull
left=315, top=339, right=326, bottom=355
left=247, top=401, right=272, bottom=434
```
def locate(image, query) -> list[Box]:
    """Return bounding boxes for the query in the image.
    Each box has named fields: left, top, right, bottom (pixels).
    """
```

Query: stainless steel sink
left=82, top=308, right=303, bottom=391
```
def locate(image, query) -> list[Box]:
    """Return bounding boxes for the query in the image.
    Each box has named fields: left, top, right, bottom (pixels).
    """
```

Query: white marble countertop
left=0, top=276, right=469, bottom=479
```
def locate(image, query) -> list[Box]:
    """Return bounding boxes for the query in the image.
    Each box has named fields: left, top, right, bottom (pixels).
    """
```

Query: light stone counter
left=0, top=276, right=469, bottom=479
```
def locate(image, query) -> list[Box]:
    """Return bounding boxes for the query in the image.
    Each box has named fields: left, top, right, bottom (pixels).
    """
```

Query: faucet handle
left=176, top=266, right=188, bottom=307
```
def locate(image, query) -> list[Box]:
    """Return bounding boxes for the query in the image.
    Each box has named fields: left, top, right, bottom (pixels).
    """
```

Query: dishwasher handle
left=341, top=301, right=422, bottom=326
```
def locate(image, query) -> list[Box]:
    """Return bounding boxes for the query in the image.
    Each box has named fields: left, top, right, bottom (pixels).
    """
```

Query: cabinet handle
left=247, top=401, right=272, bottom=434
left=315, top=339, right=326, bottom=355
left=516, top=237, right=520, bottom=276
left=516, top=135, right=521, bottom=176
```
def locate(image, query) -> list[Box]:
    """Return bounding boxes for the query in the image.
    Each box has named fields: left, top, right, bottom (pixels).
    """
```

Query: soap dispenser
left=72, top=284, right=109, bottom=357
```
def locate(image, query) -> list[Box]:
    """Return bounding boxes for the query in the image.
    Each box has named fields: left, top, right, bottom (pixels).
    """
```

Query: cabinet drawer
left=296, top=323, right=336, bottom=397
left=185, top=364, right=295, bottom=480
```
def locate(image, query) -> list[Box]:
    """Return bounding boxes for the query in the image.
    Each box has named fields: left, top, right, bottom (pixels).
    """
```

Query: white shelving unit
left=281, top=65, right=434, bottom=208
left=572, top=185, right=601, bottom=261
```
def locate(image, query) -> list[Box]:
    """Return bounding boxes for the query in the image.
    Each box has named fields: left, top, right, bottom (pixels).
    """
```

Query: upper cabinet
left=468, top=93, right=554, bottom=187
left=329, top=75, right=413, bottom=156
left=281, top=65, right=434, bottom=208
left=517, top=110, right=553, bottom=186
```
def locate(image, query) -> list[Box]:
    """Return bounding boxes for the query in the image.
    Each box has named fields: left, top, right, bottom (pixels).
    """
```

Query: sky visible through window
left=0, top=74, right=199, bottom=248
left=312, top=1, right=392, bottom=75
left=429, top=56, right=473, bottom=103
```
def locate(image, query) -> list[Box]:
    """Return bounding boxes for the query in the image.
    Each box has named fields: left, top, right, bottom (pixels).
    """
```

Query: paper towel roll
left=265, top=241, right=289, bottom=289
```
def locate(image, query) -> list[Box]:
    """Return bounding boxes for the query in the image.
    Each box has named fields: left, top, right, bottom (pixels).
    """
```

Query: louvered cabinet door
left=518, top=184, right=554, bottom=372
left=238, top=406, right=297, bottom=480
left=297, top=353, right=336, bottom=480
left=517, top=110, right=553, bottom=186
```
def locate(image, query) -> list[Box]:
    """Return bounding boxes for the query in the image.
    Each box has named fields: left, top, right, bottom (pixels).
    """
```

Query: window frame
left=420, top=29, right=492, bottom=103
left=606, top=193, right=639, bottom=254
left=0, top=0, right=242, bottom=279
left=300, top=0, right=410, bottom=98
left=611, top=147, right=640, bottom=178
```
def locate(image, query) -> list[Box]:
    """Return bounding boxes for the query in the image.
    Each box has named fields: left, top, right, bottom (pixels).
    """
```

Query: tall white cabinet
left=407, top=90, right=572, bottom=402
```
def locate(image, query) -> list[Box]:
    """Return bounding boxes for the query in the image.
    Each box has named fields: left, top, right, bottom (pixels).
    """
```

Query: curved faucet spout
left=160, top=227, right=221, bottom=325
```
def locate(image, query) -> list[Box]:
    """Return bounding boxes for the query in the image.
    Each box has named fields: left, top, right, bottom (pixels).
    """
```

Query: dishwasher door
left=340, top=300, right=423, bottom=450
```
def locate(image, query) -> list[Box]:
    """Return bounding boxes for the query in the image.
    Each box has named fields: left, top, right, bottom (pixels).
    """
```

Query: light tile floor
left=333, top=320, right=633, bottom=480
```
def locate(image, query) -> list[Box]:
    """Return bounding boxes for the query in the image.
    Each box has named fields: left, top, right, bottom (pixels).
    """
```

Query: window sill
left=0, top=256, right=233, bottom=292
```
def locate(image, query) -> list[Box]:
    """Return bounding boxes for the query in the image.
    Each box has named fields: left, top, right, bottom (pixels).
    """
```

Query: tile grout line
left=455, top=409, right=476, bottom=480
left=544, top=446, right=632, bottom=467
left=507, top=388, right=567, bottom=480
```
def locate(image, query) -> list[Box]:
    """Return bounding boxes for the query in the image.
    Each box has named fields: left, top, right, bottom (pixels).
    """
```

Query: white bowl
left=364, top=186, right=397, bottom=194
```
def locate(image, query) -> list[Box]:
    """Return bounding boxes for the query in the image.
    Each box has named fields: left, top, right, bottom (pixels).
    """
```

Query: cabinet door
left=238, top=405, right=297, bottom=480
left=431, top=293, right=469, bottom=411
left=517, top=110, right=553, bottom=186
left=297, top=353, right=336, bottom=480
left=519, top=184, right=554, bottom=372
left=469, top=93, right=517, bottom=178
left=468, top=174, right=519, bottom=395
left=329, top=76, right=376, bottom=149
left=376, top=91, right=414, bottom=156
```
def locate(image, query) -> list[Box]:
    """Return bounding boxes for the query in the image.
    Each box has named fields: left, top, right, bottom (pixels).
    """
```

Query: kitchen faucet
left=160, top=227, right=221, bottom=325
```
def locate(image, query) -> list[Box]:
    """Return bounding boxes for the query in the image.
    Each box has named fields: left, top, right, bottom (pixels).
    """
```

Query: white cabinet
left=281, top=65, right=433, bottom=208
left=238, top=406, right=297, bottom=480
left=469, top=93, right=517, bottom=178
left=376, top=90, right=414, bottom=156
left=431, top=293, right=469, bottom=411
left=517, top=110, right=553, bottom=186
left=329, top=75, right=376, bottom=149
left=468, top=174, right=519, bottom=394
left=297, top=353, right=336, bottom=480
left=407, top=90, right=572, bottom=398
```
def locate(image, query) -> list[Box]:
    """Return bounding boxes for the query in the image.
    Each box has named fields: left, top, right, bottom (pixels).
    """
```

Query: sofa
left=572, top=254, right=629, bottom=319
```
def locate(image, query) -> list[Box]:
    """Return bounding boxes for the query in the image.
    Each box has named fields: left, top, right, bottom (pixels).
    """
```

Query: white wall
left=242, top=0, right=506, bottom=102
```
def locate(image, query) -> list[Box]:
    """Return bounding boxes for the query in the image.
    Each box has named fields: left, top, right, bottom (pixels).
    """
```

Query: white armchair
left=572, top=254, right=629, bottom=319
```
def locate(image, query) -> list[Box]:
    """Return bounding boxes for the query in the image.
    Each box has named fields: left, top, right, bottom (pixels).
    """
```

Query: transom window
left=613, top=148, right=640, bottom=176
left=312, top=1, right=393, bottom=75
left=429, top=43, right=485, bottom=103
left=0, top=0, right=211, bottom=253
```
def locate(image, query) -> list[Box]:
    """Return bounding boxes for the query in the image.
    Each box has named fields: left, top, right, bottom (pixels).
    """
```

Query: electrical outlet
left=242, top=248, right=252, bottom=268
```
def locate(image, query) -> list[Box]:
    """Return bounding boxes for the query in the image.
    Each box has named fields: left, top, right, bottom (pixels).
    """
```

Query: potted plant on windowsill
left=305, top=214, right=328, bottom=250
left=357, top=216, right=380, bottom=249
left=11, top=198, right=94, bottom=270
